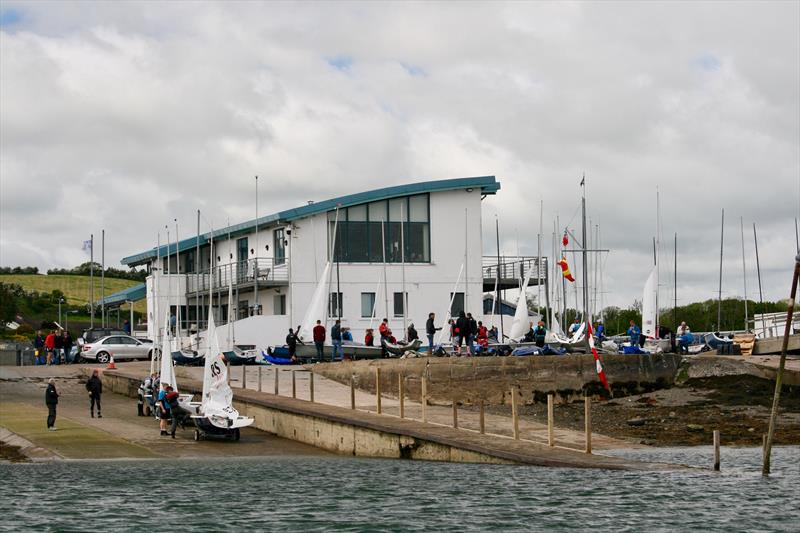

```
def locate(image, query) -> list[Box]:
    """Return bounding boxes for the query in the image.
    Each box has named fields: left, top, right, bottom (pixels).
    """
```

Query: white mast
left=401, top=203, right=407, bottom=335
left=175, top=218, right=181, bottom=345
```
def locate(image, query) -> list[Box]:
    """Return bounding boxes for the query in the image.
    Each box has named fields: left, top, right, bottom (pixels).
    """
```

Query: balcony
left=186, top=258, right=289, bottom=296
left=482, top=256, right=547, bottom=291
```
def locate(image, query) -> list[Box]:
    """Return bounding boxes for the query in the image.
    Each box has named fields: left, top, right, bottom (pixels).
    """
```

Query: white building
left=120, top=176, right=544, bottom=351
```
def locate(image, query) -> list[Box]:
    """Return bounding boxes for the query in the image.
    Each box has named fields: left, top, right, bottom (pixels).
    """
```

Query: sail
left=159, top=311, right=177, bottom=391
left=508, top=262, right=536, bottom=341
left=200, top=311, right=239, bottom=420
left=298, top=261, right=331, bottom=343
left=642, top=266, right=658, bottom=339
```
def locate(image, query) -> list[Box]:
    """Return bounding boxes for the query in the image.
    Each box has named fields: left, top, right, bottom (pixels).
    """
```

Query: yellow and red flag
left=557, top=256, right=575, bottom=282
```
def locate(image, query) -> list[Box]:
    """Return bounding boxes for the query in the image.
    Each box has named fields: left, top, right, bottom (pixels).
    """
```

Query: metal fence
left=186, top=257, right=289, bottom=294
left=482, top=256, right=548, bottom=282
left=0, top=343, right=36, bottom=366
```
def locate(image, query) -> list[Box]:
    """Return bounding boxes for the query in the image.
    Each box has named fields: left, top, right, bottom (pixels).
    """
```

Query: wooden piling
left=274, top=367, right=279, bottom=395
left=375, top=367, right=382, bottom=414
left=713, top=430, right=720, bottom=471
left=242, top=364, right=246, bottom=389
left=421, top=376, right=428, bottom=423
left=584, top=394, right=592, bottom=454
left=309, top=372, right=315, bottom=403
left=257, top=366, right=262, bottom=392
left=291, top=370, right=296, bottom=398
left=350, top=374, right=355, bottom=410
left=511, top=386, right=519, bottom=440
left=452, top=400, right=458, bottom=429
left=399, top=375, right=405, bottom=419
left=479, top=400, right=485, bottom=434
left=547, top=393, right=555, bottom=447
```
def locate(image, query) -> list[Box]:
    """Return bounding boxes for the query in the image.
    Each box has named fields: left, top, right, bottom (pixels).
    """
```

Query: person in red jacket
left=312, top=320, right=326, bottom=363
left=44, top=330, right=56, bottom=365
left=364, top=329, right=374, bottom=346
left=476, top=321, right=489, bottom=349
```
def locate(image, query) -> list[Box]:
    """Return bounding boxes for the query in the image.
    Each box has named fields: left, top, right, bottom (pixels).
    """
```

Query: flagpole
left=90, top=234, right=94, bottom=328
left=580, top=175, right=589, bottom=354
left=101, top=229, right=105, bottom=328
left=740, top=217, right=748, bottom=331
left=717, top=209, right=725, bottom=331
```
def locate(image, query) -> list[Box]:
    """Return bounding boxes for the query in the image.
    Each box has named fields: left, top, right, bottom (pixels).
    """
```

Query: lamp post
left=58, top=297, right=65, bottom=327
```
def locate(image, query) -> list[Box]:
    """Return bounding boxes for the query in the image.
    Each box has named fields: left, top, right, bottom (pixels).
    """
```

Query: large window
left=450, top=292, right=465, bottom=316
left=393, top=292, right=407, bottom=317
left=329, top=292, right=343, bottom=318
left=361, top=292, right=376, bottom=318
left=274, top=228, right=286, bottom=265
left=329, top=194, right=430, bottom=263
left=274, top=294, right=286, bottom=315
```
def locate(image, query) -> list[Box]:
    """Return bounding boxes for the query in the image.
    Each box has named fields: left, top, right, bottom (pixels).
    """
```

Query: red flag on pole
left=557, top=257, right=575, bottom=282
left=586, top=322, right=611, bottom=393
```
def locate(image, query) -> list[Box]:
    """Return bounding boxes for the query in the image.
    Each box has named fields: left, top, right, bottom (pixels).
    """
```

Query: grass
left=0, top=402, right=156, bottom=459
left=0, top=274, right=146, bottom=313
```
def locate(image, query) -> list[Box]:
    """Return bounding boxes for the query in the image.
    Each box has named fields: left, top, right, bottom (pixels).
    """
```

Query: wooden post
left=292, top=370, right=297, bottom=398
left=375, top=367, right=382, bottom=414
left=511, top=386, right=519, bottom=440
left=399, top=375, right=405, bottom=419
left=258, top=366, right=262, bottom=392
left=584, top=394, right=592, bottom=454
left=421, top=376, right=428, bottom=423
left=274, top=367, right=279, bottom=395
left=547, top=393, right=555, bottom=447
left=479, top=400, right=485, bottom=434
left=350, top=374, right=355, bottom=410
left=713, top=430, right=721, bottom=471
left=309, top=372, right=315, bottom=403
left=242, top=364, right=246, bottom=389
left=452, top=400, right=458, bottom=429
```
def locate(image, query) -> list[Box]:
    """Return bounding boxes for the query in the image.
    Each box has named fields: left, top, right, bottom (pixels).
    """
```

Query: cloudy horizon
left=1, top=1, right=798, bottom=309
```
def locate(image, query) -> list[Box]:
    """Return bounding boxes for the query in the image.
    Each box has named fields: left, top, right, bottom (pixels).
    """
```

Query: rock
left=748, top=427, right=755, bottom=433
left=686, top=424, right=704, bottom=432
left=668, top=411, right=677, bottom=418
left=627, top=417, right=647, bottom=427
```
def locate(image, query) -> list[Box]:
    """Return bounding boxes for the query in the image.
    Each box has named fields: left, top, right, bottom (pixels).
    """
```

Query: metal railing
left=482, top=256, right=547, bottom=282
left=186, top=257, right=289, bottom=294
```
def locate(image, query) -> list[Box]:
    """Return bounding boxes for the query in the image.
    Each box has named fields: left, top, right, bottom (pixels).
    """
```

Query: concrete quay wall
left=314, top=353, right=683, bottom=406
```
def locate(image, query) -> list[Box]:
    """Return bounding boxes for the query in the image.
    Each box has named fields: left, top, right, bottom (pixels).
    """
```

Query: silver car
left=80, top=335, right=153, bottom=363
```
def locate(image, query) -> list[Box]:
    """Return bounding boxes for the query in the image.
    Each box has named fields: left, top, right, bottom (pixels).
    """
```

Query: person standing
left=627, top=320, right=641, bottom=348
left=44, top=330, right=56, bottom=365
left=378, top=318, right=390, bottom=358
left=467, top=313, right=478, bottom=354
left=455, top=311, right=471, bottom=356
left=533, top=320, right=547, bottom=348
left=34, top=331, right=45, bottom=365
left=595, top=320, right=606, bottom=343
left=86, top=369, right=103, bottom=418
left=568, top=318, right=581, bottom=336
left=425, top=313, right=440, bottom=354
left=286, top=327, right=300, bottom=361
left=123, top=319, right=131, bottom=335
left=62, top=330, right=74, bottom=364
left=54, top=331, right=64, bottom=365
left=157, top=383, right=171, bottom=436
left=331, top=319, right=343, bottom=361
left=312, top=320, right=326, bottom=363
left=166, top=385, right=183, bottom=439
left=45, top=378, right=59, bottom=430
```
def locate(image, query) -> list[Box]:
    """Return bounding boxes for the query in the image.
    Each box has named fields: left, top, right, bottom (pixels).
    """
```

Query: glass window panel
left=347, top=221, right=369, bottom=262
left=274, top=295, right=286, bottom=315
left=368, top=221, right=384, bottom=262
left=387, top=222, right=402, bottom=262
left=348, top=204, right=367, bottom=221
left=406, top=222, right=430, bottom=262
left=388, top=198, right=406, bottom=222
left=361, top=292, right=376, bottom=318
left=409, top=194, right=428, bottom=222
left=274, top=228, right=285, bottom=265
left=368, top=201, right=387, bottom=222
left=393, top=292, right=407, bottom=317
left=329, top=292, right=343, bottom=318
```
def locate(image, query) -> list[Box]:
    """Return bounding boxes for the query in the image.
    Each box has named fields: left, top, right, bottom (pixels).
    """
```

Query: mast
left=464, top=209, right=469, bottom=314
left=740, top=217, right=748, bottom=331
left=325, top=207, right=340, bottom=329
left=101, top=229, right=105, bottom=328
left=150, top=232, right=161, bottom=377
left=537, top=198, right=543, bottom=318
left=673, top=233, right=678, bottom=330
left=753, top=223, right=765, bottom=336
left=580, top=175, right=589, bottom=353
left=196, top=210, right=200, bottom=348
left=401, top=204, right=408, bottom=335
left=655, top=188, right=660, bottom=336
left=175, top=218, right=180, bottom=341
left=254, top=175, right=259, bottom=316
left=381, top=219, right=389, bottom=321
left=166, top=225, right=171, bottom=344
left=495, top=216, right=502, bottom=338
left=90, top=233, right=94, bottom=328
left=717, top=208, right=725, bottom=331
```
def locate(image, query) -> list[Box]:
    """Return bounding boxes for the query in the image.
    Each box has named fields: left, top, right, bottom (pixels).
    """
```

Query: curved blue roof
left=94, top=283, right=146, bottom=307
left=122, top=176, right=499, bottom=266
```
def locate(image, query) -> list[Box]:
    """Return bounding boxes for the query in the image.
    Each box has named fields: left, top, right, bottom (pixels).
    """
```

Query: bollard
left=242, top=364, right=247, bottom=389
left=713, top=430, right=720, bottom=471
left=258, top=366, right=263, bottom=392
left=479, top=400, right=485, bottom=434
left=375, top=367, right=382, bottom=414
left=547, top=393, right=554, bottom=447
left=511, top=386, right=519, bottom=440
left=309, top=372, right=315, bottom=403
left=292, top=370, right=296, bottom=399
left=421, top=376, right=428, bottom=423
left=452, top=399, right=458, bottom=429
left=399, top=375, right=405, bottom=419
left=274, top=367, right=279, bottom=395
left=350, top=374, right=355, bottom=410
left=584, top=394, right=592, bottom=454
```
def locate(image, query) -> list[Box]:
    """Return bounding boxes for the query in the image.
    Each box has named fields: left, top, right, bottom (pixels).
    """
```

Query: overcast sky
left=1, top=1, right=798, bottom=309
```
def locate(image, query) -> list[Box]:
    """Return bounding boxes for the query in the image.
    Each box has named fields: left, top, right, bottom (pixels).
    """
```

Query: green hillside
left=0, top=274, right=146, bottom=313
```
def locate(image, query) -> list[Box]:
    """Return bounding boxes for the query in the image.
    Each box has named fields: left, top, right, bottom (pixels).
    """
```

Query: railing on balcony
left=482, top=256, right=548, bottom=283
left=186, top=257, right=289, bottom=294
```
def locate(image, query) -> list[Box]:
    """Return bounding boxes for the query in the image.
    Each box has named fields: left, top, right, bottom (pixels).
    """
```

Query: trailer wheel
left=234, top=428, right=240, bottom=441
left=194, top=430, right=201, bottom=441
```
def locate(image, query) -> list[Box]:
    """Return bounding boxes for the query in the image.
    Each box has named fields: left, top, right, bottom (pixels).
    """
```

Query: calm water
left=1, top=447, right=798, bottom=531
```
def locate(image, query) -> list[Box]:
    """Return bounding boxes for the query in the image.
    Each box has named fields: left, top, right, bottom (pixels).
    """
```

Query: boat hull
left=752, top=334, right=800, bottom=355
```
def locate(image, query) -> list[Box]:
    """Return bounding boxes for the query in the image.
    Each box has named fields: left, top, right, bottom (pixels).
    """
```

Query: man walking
left=312, top=320, right=326, bottom=363
left=425, top=312, right=440, bottom=354
left=45, top=378, right=59, bottom=430
left=331, top=319, right=343, bottom=361
left=86, top=369, right=103, bottom=418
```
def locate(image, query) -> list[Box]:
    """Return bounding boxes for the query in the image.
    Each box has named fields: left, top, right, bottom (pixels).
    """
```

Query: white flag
left=82, top=240, right=92, bottom=253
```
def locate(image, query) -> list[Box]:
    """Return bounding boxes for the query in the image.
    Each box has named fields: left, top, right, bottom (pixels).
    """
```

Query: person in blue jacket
left=627, top=320, right=641, bottom=348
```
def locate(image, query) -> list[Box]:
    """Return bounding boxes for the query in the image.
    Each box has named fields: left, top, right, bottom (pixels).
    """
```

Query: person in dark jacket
left=86, top=369, right=103, bottom=418
left=455, top=311, right=471, bottom=356
left=45, top=378, right=59, bottom=430
left=312, top=320, right=326, bottom=363
left=533, top=321, right=547, bottom=348
left=62, top=330, right=74, bottom=364
left=467, top=313, right=478, bottom=352
left=425, top=312, right=440, bottom=354
left=407, top=323, right=419, bottom=342
left=34, top=331, right=45, bottom=365
left=331, top=320, right=343, bottom=361
left=286, top=327, right=300, bottom=361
